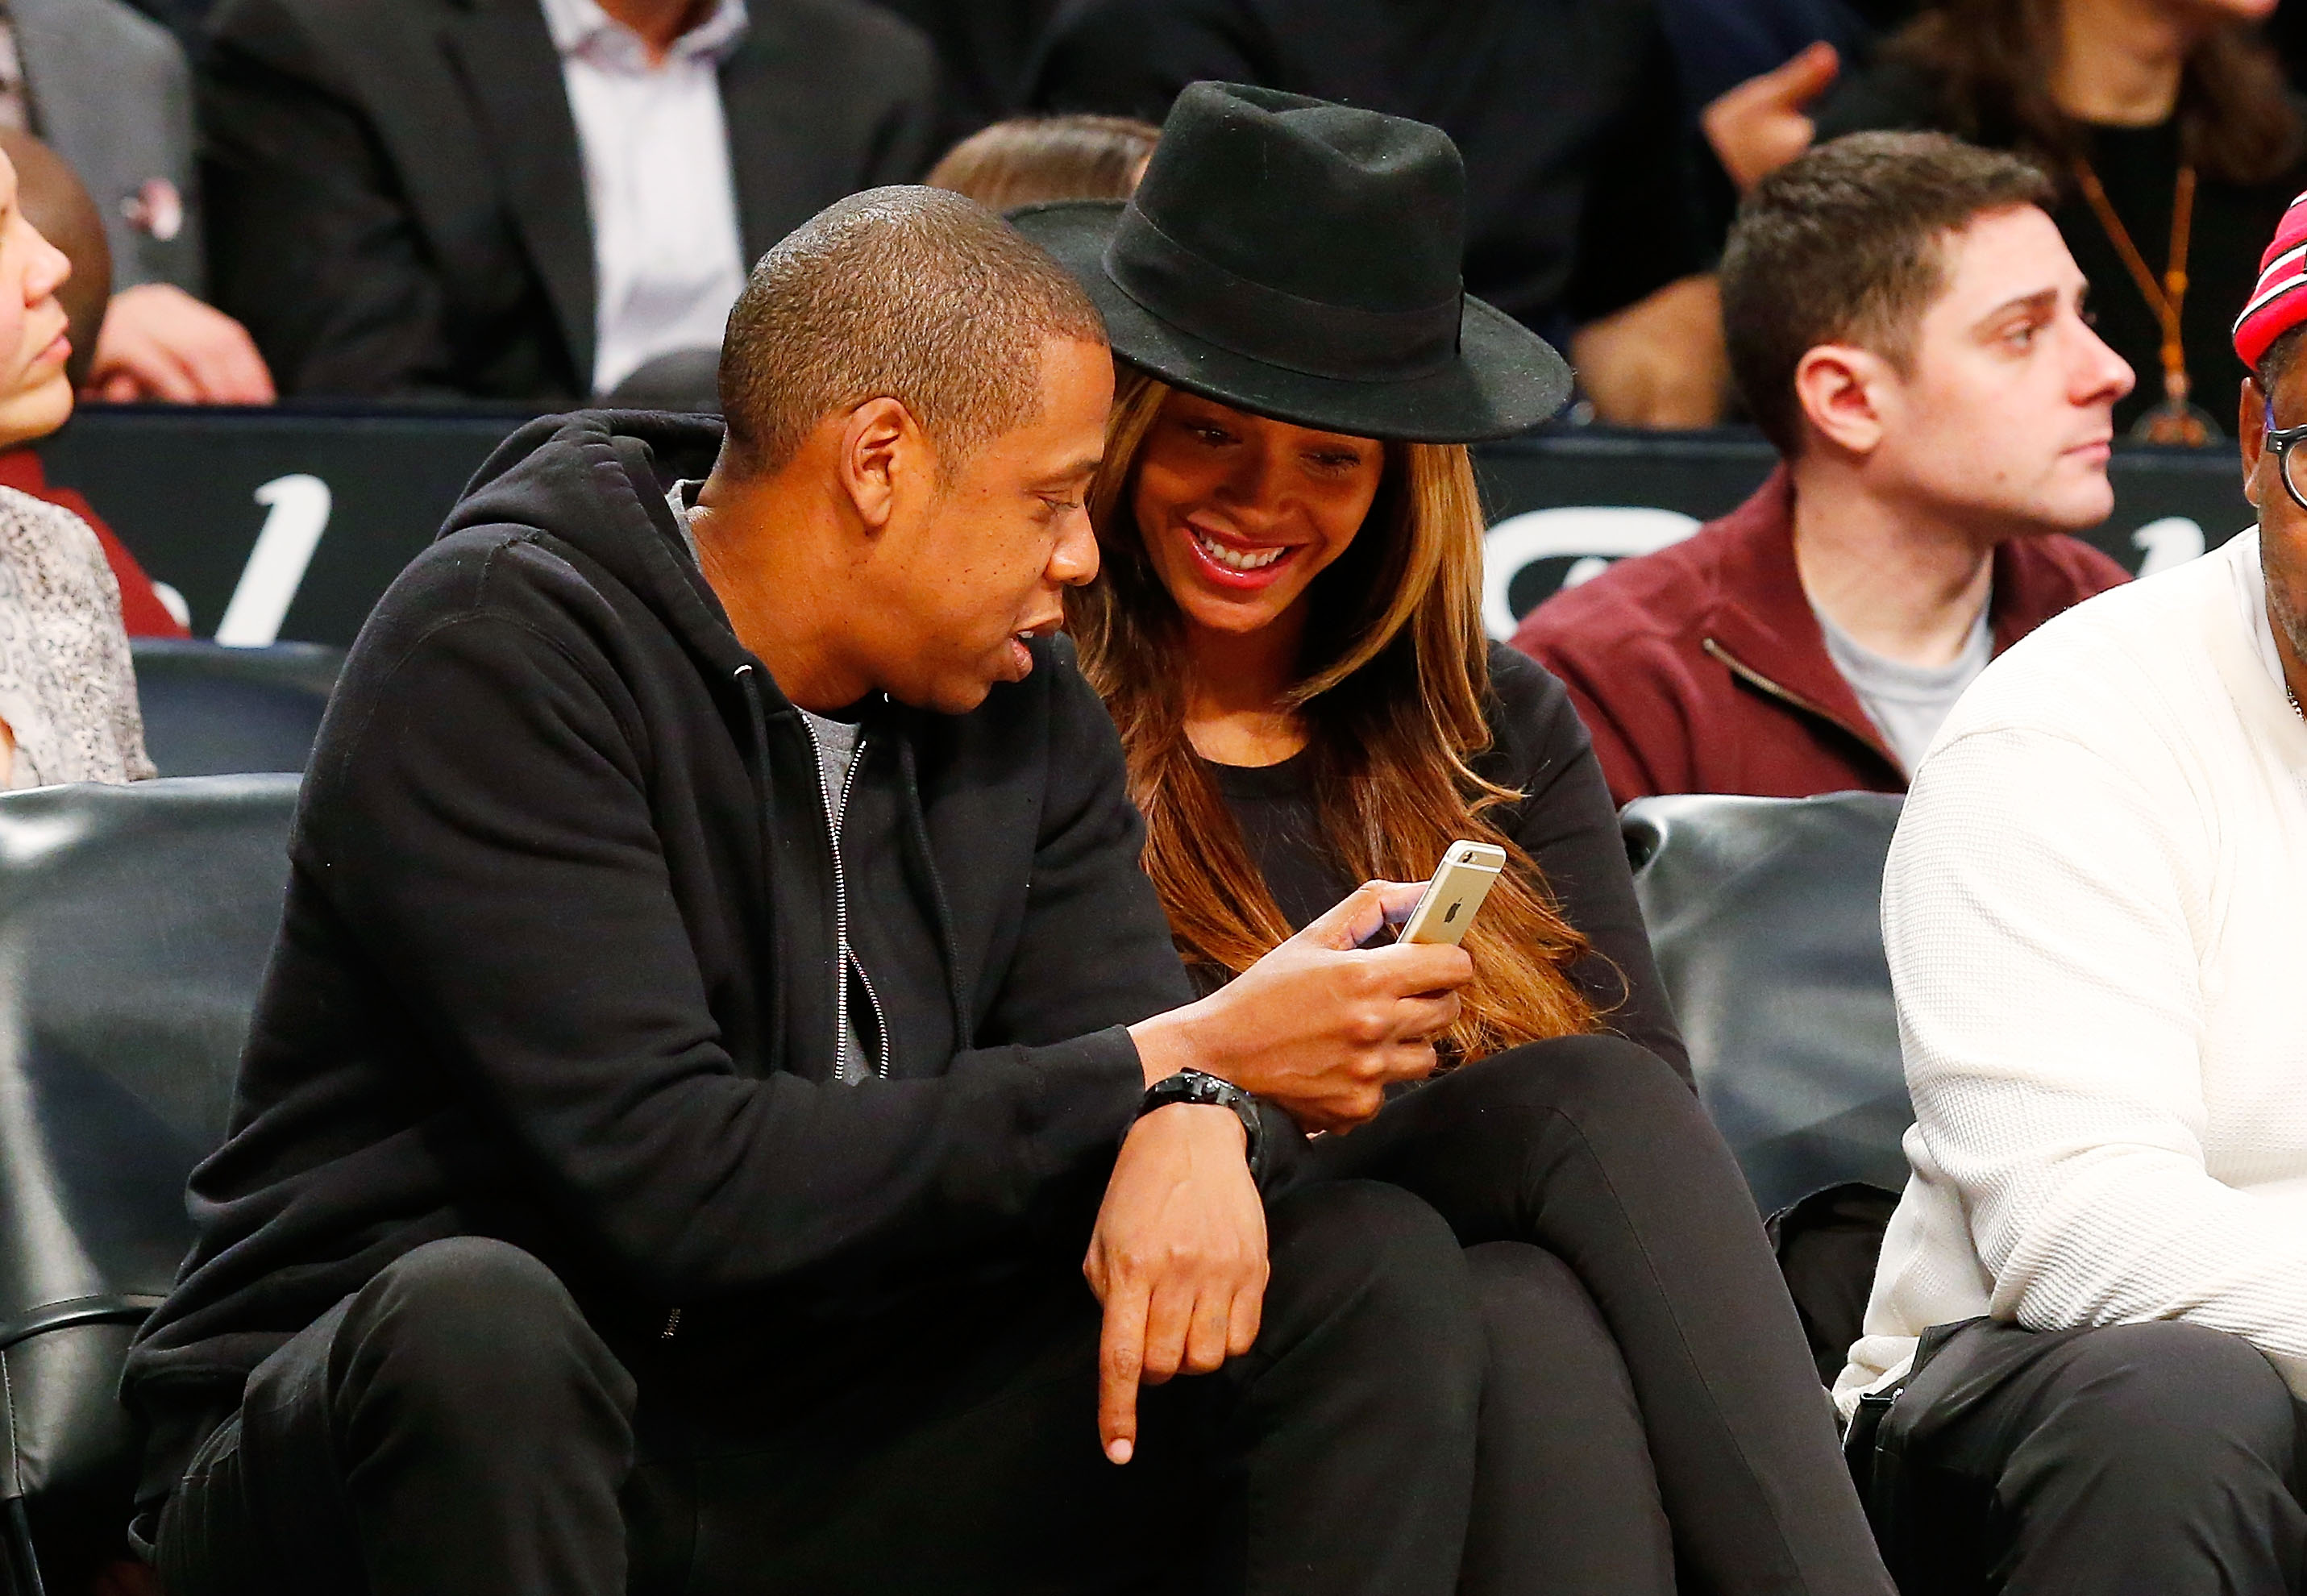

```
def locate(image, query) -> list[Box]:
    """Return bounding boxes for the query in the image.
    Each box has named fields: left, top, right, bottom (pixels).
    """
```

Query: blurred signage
left=40, top=406, right=2255, bottom=648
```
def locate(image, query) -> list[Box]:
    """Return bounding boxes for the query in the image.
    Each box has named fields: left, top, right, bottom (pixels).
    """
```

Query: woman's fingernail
left=1108, top=1438, right=1134, bottom=1465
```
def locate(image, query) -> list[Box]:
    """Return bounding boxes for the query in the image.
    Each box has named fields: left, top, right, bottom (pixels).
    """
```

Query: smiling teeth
left=1193, top=530, right=1285, bottom=571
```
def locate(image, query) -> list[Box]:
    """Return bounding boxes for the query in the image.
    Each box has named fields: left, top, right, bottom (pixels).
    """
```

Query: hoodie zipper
left=805, top=710, right=892, bottom=1083
left=662, top=671, right=891, bottom=1345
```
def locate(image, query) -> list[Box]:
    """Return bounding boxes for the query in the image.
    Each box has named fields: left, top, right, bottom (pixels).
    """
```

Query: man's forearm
left=1569, top=274, right=1729, bottom=428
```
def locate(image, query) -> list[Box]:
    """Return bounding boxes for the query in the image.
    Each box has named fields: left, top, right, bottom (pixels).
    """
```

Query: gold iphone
left=1399, top=841, right=1507, bottom=946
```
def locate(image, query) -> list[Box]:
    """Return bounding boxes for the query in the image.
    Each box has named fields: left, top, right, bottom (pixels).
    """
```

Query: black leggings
left=1307, top=1033, right=1893, bottom=1596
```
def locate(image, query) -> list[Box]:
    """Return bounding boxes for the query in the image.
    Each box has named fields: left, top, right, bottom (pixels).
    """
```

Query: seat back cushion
left=0, top=776, right=297, bottom=1576
left=1623, top=792, right=1910, bottom=1216
left=130, top=641, right=343, bottom=777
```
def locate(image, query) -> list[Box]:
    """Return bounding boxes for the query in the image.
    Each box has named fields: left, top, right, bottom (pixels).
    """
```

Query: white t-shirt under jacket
left=1835, top=529, right=2307, bottom=1416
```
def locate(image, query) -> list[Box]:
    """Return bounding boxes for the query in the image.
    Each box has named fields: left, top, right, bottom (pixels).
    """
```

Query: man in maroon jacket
left=1515, top=132, right=2134, bottom=804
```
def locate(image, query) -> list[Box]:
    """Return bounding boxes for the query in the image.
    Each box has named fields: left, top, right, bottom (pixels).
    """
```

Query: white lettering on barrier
left=1481, top=509, right=2222, bottom=643
left=149, top=583, right=192, bottom=631
left=1481, top=506, right=1701, bottom=641
left=2131, top=516, right=2207, bottom=578
left=216, top=474, right=332, bottom=647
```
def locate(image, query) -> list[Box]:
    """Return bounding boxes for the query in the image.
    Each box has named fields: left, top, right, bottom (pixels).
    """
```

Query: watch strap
left=1137, top=1069, right=1270, bottom=1182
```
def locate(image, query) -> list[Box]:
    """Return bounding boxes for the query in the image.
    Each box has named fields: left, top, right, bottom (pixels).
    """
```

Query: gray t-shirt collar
left=1814, top=597, right=1993, bottom=776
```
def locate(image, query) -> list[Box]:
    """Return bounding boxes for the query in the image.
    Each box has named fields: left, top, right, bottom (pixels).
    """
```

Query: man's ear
left=836, top=397, right=924, bottom=534
left=2242, top=376, right=2272, bottom=510
left=1791, top=343, right=1890, bottom=458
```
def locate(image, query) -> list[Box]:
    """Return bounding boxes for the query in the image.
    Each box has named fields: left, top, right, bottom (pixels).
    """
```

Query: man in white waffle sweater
left=1835, top=194, right=2307, bottom=1596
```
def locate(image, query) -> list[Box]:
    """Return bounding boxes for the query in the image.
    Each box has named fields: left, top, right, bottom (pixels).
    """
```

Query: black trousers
left=1307, top=1036, right=1893, bottom=1596
left=152, top=1034, right=1885, bottom=1596
left=1859, top=1316, right=2307, bottom=1595
left=153, top=1178, right=1486, bottom=1596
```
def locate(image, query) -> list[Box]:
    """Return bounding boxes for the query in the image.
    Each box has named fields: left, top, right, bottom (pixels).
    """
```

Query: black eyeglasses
left=2265, top=407, right=2307, bottom=513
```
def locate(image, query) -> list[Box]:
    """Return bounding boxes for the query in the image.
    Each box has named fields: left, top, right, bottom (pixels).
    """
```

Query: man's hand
left=1085, top=1103, right=1268, bottom=1464
left=1569, top=274, right=1731, bottom=429
left=1702, top=40, right=1839, bottom=195
left=87, top=284, right=276, bottom=405
left=1129, top=880, right=1472, bottom=1134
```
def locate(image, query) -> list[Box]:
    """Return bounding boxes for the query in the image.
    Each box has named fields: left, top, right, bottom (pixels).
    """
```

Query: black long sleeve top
left=1206, top=643, right=1689, bottom=1079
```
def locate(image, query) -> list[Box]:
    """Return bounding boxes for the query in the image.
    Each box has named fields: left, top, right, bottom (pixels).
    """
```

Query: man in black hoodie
left=124, top=187, right=1487, bottom=1596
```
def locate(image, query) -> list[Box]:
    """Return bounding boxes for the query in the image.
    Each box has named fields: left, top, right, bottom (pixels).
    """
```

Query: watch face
left=1145, top=1071, right=1251, bottom=1118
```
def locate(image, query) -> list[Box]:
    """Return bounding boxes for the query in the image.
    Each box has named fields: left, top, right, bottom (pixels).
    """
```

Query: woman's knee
left=1463, top=1241, right=1632, bottom=1382
left=1464, top=1239, right=1590, bottom=1328
left=1266, top=1179, right=1483, bottom=1393
left=1439, top=1033, right=1716, bottom=1158
left=1271, top=1178, right=1466, bottom=1295
left=1474, top=1032, right=1693, bottom=1116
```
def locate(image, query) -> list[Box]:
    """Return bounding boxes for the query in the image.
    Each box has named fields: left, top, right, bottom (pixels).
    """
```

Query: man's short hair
left=1721, top=131, right=2055, bottom=454
left=717, top=185, right=1108, bottom=477
left=2259, top=324, right=2307, bottom=404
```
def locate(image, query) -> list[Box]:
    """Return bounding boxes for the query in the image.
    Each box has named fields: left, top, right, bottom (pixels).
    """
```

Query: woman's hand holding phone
left=1130, top=879, right=1473, bottom=1134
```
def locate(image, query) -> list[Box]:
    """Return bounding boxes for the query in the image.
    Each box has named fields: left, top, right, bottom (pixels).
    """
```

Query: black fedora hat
left=1010, top=81, right=1572, bottom=444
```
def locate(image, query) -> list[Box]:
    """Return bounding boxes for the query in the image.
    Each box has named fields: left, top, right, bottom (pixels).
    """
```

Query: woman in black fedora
left=1013, top=84, right=1893, bottom=1596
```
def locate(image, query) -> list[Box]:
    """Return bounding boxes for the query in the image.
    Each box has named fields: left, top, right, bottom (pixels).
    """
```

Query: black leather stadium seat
left=1625, top=793, right=1911, bottom=1378
left=1622, top=792, right=1911, bottom=1217
left=130, top=640, right=343, bottom=778
left=0, top=776, right=296, bottom=1594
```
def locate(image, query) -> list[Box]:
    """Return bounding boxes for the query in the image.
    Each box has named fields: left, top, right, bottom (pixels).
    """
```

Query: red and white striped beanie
left=2234, top=189, right=2307, bottom=372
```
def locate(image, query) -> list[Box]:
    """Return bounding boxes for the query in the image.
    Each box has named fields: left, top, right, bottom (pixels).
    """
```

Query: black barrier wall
left=38, top=405, right=2258, bottom=648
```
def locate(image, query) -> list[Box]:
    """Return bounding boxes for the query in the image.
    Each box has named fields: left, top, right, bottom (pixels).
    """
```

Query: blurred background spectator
left=1708, top=0, right=2304, bottom=439
left=2, top=126, right=188, bottom=634
left=871, top=0, right=1062, bottom=141
left=0, top=139, right=152, bottom=788
left=1517, top=133, right=2131, bottom=802
left=1669, top=0, right=1893, bottom=119
left=5, top=125, right=102, bottom=393
left=8, top=0, right=271, bottom=403
left=1703, top=40, right=1852, bottom=193
left=1025, top=0, right=1732, bottom=427
left=925, top=112, right=1157, bottom=207
left=197, top=0, right=939, bottom=401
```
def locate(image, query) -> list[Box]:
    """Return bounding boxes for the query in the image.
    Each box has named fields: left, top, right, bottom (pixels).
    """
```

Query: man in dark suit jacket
left=198, top=0, right=939, bottom=401
left=869, top=0, right=1059, bottom=139
left=19, top=0, right=274, bottom=402
left=1026, top=0, right=1731, bottom=426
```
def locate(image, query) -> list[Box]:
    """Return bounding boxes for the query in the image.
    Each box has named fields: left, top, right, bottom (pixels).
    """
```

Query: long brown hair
left=925, top=114, right=1162, bottom=210
left=1070, top=371, right=1601, bottom=1063
left=1886, top=0, right=2300, bottom=185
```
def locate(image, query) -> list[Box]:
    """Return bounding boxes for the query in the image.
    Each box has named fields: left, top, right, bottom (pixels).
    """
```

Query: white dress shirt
left=538, top=0, right=750, bottom=396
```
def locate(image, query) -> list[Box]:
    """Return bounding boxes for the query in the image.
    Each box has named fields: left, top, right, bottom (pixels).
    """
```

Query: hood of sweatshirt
left=445, top=409, right=767, bottom=697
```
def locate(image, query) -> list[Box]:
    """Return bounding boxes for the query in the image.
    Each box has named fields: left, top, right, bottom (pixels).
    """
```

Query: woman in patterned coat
left=0, top=141, right=149, bottom=788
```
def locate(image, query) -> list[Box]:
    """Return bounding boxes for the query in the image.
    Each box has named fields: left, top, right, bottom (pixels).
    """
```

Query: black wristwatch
left=1138, top=1069, right=1271, bottom=1183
